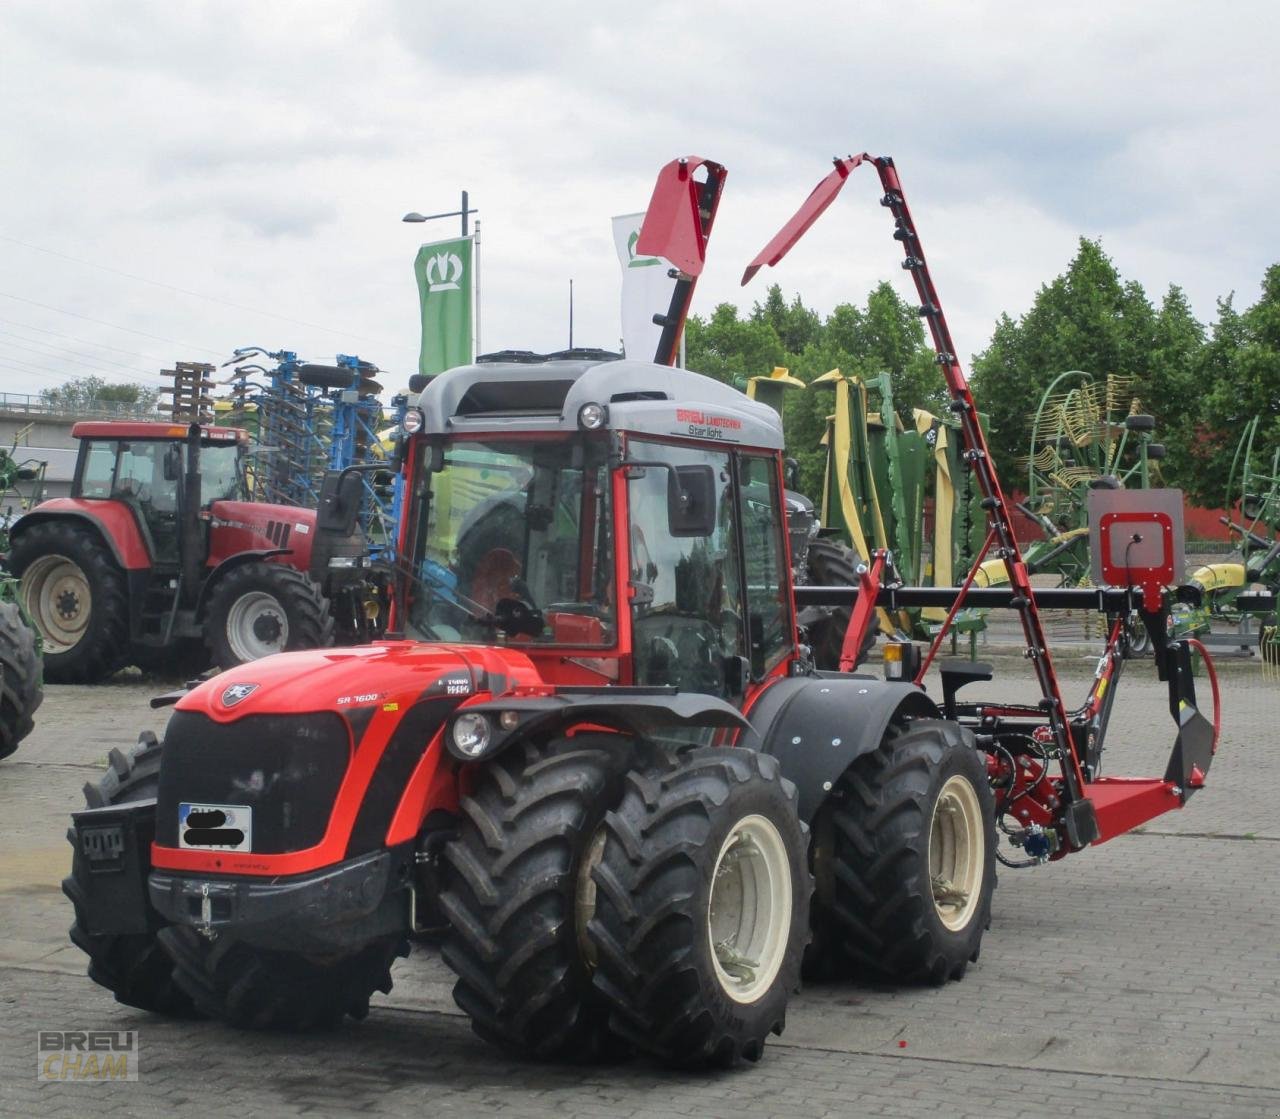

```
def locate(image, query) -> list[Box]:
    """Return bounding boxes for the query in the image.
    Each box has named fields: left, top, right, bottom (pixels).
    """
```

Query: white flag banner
left=612, top=212, right=677, bottom=363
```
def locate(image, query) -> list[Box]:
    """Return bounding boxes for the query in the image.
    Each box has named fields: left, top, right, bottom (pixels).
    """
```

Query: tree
left=40, top=376, right=159, bottom=415
left=971, top=238, right=1158, bottom=475
left=1187, top=268, right=1280, bottom=507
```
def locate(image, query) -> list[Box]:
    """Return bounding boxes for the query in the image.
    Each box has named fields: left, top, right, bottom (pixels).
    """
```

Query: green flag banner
left=414, top=235, right=475, bottom=376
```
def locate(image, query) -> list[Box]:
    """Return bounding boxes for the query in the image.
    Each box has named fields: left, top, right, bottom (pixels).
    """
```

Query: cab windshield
left=405, top=437, right=615, bottom=646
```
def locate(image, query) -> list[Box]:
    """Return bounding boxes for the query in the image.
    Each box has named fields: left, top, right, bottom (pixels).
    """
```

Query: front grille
left=156, top=711, right=352, bottom=854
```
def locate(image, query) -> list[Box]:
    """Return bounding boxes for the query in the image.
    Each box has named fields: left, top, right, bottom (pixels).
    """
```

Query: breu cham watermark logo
left=38, top=1030, right=139, bottom=1081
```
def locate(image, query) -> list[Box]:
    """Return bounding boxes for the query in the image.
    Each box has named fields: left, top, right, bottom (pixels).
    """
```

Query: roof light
left=578, top=402, right=608, bottom=430
left=401, top=408, right=425, bottom=435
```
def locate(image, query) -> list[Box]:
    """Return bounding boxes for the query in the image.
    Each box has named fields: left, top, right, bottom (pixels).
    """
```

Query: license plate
left=178, top=803, right=252, bottom=852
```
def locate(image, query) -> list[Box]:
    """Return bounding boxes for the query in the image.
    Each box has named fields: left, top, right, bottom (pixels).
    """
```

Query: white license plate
left=178, top=803, right=253, bottom=852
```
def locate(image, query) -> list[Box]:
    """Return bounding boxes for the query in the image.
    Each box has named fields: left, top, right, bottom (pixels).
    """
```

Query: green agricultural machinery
left=747, top=366, right=986, bottom=648
left=1177, top=415, right=1279, bottom=659
left=0, top=429, right=47, bottom=758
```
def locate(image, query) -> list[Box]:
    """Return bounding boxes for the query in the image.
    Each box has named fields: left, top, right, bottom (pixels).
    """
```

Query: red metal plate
left=636, top=157, right=719, bottom=276
left=741, top=155, right=870, bottom=285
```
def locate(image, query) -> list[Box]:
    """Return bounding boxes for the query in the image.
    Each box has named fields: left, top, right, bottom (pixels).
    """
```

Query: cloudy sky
left=1, top=1, right=1276, bottom=400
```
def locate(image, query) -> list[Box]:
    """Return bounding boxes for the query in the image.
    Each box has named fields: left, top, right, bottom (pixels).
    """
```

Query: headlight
left=577, top=402, right=608, bottom=430
left=451, top=712, right=491, bottom=757
left=401, top=408, right=425, bottom=435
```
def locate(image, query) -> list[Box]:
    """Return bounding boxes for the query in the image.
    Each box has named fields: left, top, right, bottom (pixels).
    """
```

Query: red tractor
left=8, top=421, right=334, bottom=681
left=61, top=157, right=1219, bottom=1068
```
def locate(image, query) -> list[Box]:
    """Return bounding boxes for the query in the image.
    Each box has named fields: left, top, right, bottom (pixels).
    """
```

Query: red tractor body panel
left=16, top=497, right=152, bottom=569
left=205, top=501, right=317, bottom=571
left=150, top=641, right=546, bottom=877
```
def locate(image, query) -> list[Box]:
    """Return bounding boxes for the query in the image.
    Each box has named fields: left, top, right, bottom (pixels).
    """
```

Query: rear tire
left=61, top=732, right=198, bottom=1015
left=439, top=736, right=629, bottom=1060
left=10, top=520, right=129, bottom=683
left=204, top=561, right=334, bottom=669
left=588, top=748, right=810, bottom=1068
left=808, top=719, right=996, bottom=984
left=159, top=926, right=406, bottom=1030
left=803, top=538, right=877, bottom=670
left=0, top=599, right=42, bottom=760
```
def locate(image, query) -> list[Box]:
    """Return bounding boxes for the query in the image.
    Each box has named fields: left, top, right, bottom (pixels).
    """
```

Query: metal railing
left=0, top=391, right=159, bottom=419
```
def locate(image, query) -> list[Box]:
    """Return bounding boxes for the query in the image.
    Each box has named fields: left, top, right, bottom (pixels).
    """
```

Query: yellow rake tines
left=1106, top=373, right=1135, bottom=416
left=1262, top=625, right=1280, bottom=681
left=1062, top=384, right=1101, bottom=446
left=1050, top=466, right=1099, bottom=490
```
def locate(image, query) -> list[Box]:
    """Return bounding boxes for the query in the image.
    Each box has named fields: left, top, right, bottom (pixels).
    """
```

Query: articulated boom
left=748, top=154, right=1219, bottom=856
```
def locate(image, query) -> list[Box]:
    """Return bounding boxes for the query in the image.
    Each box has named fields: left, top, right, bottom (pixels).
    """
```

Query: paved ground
left=1, top=647, right=1277, bottom=1118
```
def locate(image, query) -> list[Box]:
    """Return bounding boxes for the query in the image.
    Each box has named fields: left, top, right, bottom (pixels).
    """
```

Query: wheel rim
left=707, top=813, right=792, bottom=1004
left=225, top=591, right=288, bottom=661
left=21, top=553, right=91, bottom=653
left=929, top=774, right=985, bottom=932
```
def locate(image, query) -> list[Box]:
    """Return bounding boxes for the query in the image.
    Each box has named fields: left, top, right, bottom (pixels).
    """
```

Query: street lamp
left=402, top=190, right=477, bottom=236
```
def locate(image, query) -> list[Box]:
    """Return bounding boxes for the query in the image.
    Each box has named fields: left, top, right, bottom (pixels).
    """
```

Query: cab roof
left=71, top=421, right=246, bottom=443
left=413, top=357, right=784, bottom=450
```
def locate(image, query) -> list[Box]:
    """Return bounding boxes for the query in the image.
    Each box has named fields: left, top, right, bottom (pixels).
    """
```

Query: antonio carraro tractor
left=62, top=154, right=1220, bottom=1068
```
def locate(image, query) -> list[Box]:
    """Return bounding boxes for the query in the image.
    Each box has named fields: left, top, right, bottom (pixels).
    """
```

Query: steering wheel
left=493, top=595, right=545, bottom=638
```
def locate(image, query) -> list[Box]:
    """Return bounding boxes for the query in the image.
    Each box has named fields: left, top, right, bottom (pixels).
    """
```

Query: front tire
left=204, top=561, right=334, bottom=669
left=10, top=521, right=129, bottom=683
left=159, top=926, right=406, bottom=1029
left=62, top=732, right=198, bottom=1015
left=588, top=748, right=810, bottom=1068
left=0, top=599, right=42, bottom=760
left=439, top=736, right=628, bottom=1060
left=808, top=719, right=996, bottom=984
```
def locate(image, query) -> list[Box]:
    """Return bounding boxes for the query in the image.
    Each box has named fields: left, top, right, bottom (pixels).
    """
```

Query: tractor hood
left=205, top=500, right=318, bottom=570
left=152, top=641, right=547, bottom=876
left=176, top=640, right=545, bottom=722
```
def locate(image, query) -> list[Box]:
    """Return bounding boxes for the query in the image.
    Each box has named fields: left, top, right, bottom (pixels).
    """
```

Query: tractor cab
left=70, top=421, right=247, bottom=566
left=395, top=355, right=796, bottom=699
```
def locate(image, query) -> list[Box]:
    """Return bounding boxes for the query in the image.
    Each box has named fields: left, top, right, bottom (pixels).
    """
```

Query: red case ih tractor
left=8, top=420, right=334, bottom=681
left=61, top=156, right=1220, bottom=1068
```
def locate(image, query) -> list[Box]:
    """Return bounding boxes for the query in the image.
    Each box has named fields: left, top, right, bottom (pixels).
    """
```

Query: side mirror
left=316, top=470, right=363, bottom=534
left=783, top=456, right=800, bottom=491
left=667, top=464, right=717, bottom=537
left=163, top=445, right=182, bottom=483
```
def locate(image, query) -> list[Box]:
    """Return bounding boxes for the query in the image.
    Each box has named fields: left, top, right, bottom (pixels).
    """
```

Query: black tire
left=9, top=520, right=129, bottom=683
left=1125, top=614, right=1152, bottom=657
left=1125, top=413, right=1156, bottom=433
left=296, top=363, right=354, bottom=390
left=61, top=732, right=198, bottom=1016
left=159, top=925, right=407, bottom=1030
left=0, top=599, right=42, bottom=760
left=808, top=719, right=996, bottom=984
left=804, top=538, right=877, bottom=670
left=204, top=561, right=334, bottom=669
left=439, top=736, right=630, bottom=1060
left=588, top=748, right=810, bottom=1068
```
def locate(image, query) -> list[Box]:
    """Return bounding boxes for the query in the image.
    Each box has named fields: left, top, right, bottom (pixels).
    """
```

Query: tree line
left=684, top=239, right=1280, bottom=510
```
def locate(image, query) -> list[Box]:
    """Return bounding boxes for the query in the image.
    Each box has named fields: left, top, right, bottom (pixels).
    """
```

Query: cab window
left=739, top=455, right=791, bottom=677
left=627, top=440, right=746, bottom=699
left=78, top=442, right=116, bottom=498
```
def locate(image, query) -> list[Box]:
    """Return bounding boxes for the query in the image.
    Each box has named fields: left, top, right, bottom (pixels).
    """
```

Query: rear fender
left=194, top=548, right=290, bottom=618
left=12, top=503, right=150, bottom=570
left=736, top=675, right=940, bottom=821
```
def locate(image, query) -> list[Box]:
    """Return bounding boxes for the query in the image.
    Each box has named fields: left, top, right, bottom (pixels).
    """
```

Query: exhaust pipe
left=181, top=423, right=203, bottom=604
